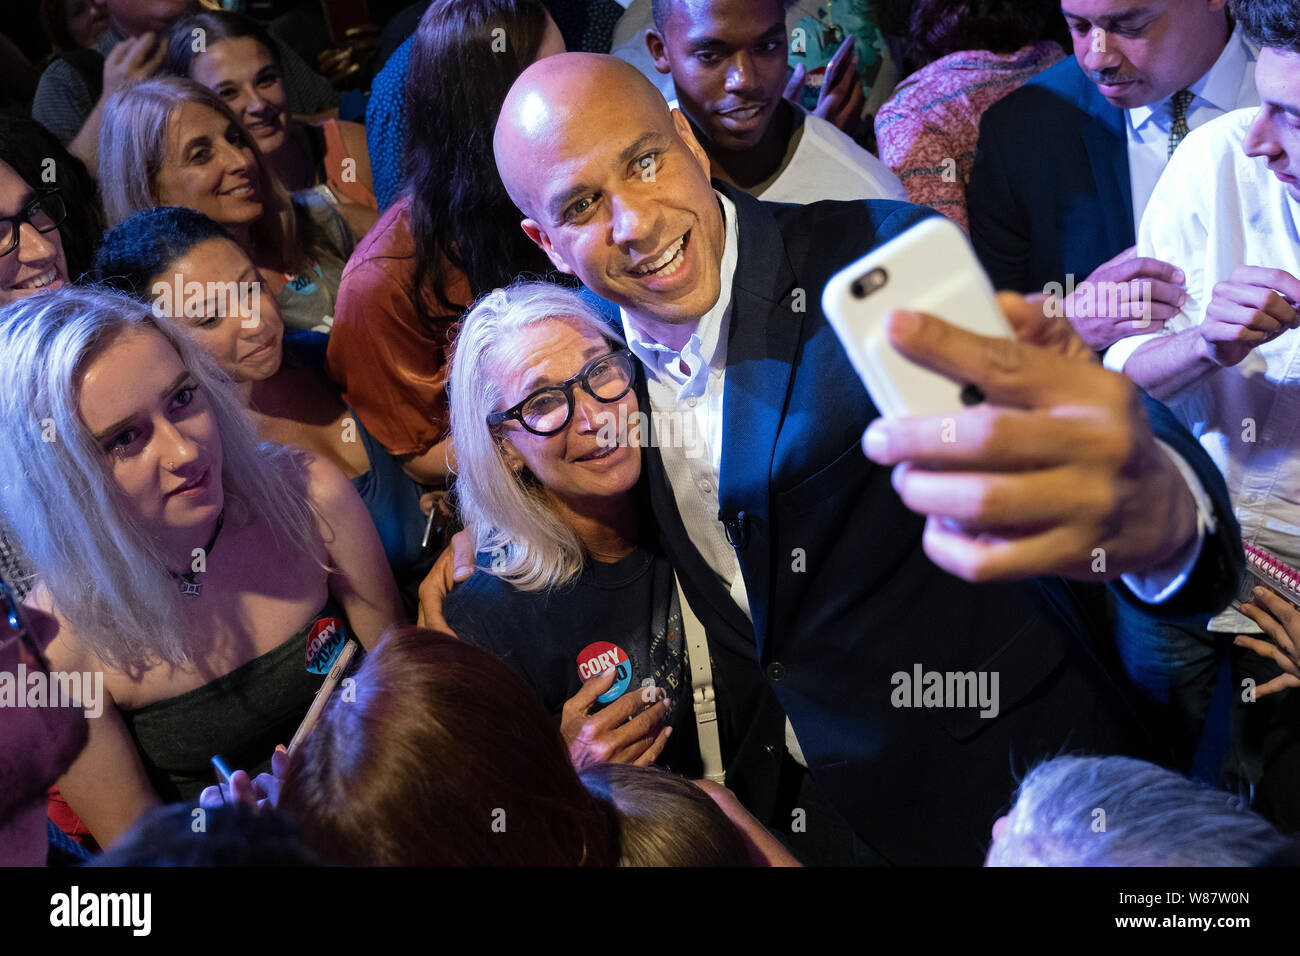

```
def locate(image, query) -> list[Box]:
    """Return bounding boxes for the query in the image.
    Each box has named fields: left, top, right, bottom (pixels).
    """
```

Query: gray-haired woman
left=440, top=281, right=694, bottom=773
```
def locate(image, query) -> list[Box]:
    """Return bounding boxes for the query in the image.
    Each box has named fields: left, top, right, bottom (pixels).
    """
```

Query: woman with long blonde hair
left=0, top=286, right=402, bottom=847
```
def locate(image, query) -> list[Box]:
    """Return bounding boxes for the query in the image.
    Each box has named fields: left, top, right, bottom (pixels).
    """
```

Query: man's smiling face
left=496, top=55, right=727, bottom=339
left=646, top=0, right=789, bottom=152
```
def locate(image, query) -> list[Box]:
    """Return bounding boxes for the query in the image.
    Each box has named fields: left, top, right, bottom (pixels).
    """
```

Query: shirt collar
left=1127, top=24, right=1255, bottom=129
left=620, top=190, right=739, bottom=384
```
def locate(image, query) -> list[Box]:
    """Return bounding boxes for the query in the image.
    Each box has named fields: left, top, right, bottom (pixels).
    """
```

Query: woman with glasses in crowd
left=0, top=113, right=104, bottom=290
left=0, top=161, right=70, bottom=308
left=97, top=76, right=354, bottom=335
left=161, top=9, right=378, bottom=239
left=440, top=282, right=696, bottom=774
left=0, top=286, right=402, bottom=848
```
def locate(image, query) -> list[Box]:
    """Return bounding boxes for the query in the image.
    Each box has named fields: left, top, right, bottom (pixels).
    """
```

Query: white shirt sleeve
left=1119, top=439, right=1215, bottom=604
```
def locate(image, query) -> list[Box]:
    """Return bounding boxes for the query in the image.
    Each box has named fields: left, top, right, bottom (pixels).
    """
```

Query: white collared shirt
left=1106, top=108, right=1300, bottom=632
left=622, top=192, right=750, bottom=620
left=1124, top=24, right=1258, bottom=224
left=622, top=193, right=817, bottom=758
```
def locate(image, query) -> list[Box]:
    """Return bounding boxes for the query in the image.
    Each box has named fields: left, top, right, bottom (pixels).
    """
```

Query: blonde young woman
left=0, top=287, right=401, bottom=847
left=98, top=76, right=353, bottom=334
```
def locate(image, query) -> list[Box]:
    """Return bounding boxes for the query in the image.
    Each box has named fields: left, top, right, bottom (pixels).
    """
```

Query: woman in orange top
left=327, top=0, right=568, bottom=487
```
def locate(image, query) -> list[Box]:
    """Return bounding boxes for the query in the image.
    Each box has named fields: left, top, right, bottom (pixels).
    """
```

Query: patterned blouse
left=874, top=42, right=1065, bottom=231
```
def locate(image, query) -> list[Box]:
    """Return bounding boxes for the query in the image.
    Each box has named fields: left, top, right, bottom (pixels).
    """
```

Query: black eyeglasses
left=0, top=192, right=66, bottom=259
left=488, top=349, right=636, bottom=436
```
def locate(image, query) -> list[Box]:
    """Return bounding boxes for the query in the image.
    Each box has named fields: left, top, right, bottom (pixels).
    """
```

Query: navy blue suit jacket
left=967, top=56, right=1134, bottom=295
left=598, top=183, right=1240, bottom=865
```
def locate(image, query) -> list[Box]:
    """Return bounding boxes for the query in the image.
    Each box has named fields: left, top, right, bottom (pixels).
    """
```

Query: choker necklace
left=170, top=510, right=225, bottom=597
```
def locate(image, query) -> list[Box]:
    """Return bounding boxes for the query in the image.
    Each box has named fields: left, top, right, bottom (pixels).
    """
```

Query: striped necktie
left=1168, top=89, right=1194, bottom=157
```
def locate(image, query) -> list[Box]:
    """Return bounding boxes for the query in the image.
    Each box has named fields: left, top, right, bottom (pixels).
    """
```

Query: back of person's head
left=0, top=111, right=104, bottom=281
left=448, top=281, right=624, bottom=592
left=92, top=802, right=318, bottom=866
left=405, top=0, right=560, bottom=314
left=93, top=205, right=234, bottom=298
left=97, top=76, right=302, bottom=268
left=889, top=0, right=1063, bottom=68
left=1231, top=0, right=1300, bottom=53
left=581, top=764, right=752, bottom=866
left=985, top=754, right=1291, bottom=866
left=278, top=627, right=617, bottom=866
left=161, top=8, right=282, bottom=78
left=0, top=285, right=317, bottom=671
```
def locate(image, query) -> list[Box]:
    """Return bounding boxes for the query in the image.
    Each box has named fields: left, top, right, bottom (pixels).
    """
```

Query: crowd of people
left=2, top=0, right=1300, bottom=868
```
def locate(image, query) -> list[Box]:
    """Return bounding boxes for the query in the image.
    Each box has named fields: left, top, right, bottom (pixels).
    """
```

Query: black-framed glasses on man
left=0, top=578, right=48, bottom=671
left=0, top=191, right=67, bottom=259
left=487, top=348, right=636, bottom=437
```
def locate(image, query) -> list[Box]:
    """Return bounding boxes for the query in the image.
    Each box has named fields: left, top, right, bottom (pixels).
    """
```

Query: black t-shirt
left=443, top=545, right=701, bottom=776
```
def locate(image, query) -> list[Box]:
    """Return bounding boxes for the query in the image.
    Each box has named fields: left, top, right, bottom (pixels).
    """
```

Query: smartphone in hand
left=822, top=216, right=1012, bottom=418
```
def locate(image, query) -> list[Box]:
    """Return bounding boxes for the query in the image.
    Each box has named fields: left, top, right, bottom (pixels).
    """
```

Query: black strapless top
left=120, top=600, right=350, bottom=802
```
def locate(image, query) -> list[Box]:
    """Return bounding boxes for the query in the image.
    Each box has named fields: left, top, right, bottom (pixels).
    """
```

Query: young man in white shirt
left=1103, top=0, right=1300, bottom=825
left=643, top=0, right=906, bottom=204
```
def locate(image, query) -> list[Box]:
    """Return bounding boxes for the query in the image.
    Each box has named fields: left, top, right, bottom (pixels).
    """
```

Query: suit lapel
left=715, top=184, right=803, bottom=544
left=1079, top=88, right=1136, bottom=253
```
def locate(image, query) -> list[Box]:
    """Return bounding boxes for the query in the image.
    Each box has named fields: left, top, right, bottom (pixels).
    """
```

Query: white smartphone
left=821, top=216, right=1013, bottom=418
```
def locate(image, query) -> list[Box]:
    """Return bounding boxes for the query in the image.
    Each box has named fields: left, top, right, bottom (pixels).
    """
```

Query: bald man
left=462, top=54, right=1243, bottom=865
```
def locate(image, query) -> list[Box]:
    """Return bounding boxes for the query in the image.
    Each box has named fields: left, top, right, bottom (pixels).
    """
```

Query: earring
left=167, top=460, right=175, bottom=470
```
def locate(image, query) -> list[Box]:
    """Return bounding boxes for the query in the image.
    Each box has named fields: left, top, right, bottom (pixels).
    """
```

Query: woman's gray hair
left=0, top=286, right=321, bottom=672
left=449, top=281, right=625, bottom=592
left=985, top=754, right=1289, bottom=866
left=98, top=76, right=306, bottom=273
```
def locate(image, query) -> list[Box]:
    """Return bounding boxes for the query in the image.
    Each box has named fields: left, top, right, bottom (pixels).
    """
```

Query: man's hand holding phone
left=861, top=293, right=1198, bottom=584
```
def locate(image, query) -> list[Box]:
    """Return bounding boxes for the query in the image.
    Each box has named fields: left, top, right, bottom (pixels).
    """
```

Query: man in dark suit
left=442, top=53, right=1243, bottom=865
left=967, top=0, right=1256, bottom=351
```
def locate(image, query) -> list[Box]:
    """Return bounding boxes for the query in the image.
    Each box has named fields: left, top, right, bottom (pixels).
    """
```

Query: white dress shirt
left=1105, top=108, right=1300, bottom=632
left=622, top=194, right=748, bottom=620
left=1124, top=24, right=1258, bottom=225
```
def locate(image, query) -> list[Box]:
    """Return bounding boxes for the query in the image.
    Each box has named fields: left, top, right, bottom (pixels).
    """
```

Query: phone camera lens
left=851, top=268, right=887, bottom=298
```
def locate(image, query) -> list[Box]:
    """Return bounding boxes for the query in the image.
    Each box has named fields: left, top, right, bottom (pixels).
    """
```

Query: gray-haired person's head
left=448, top=281, right=626, bottom=592
left=0, top=286, right=319, bottom=671
left=985, top=754, right=1289, bottom=866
